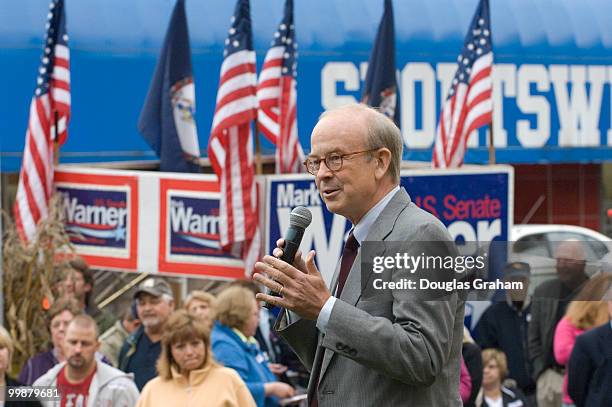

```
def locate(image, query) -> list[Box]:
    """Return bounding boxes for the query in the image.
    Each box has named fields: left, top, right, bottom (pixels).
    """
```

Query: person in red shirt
left=55, top=355, right=96, bottom=407
left=33, top=315, right=139, bottom=407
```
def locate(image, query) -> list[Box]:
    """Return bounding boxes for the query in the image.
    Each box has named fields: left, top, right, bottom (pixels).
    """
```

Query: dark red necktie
left=335, top=232, right=360, bottom=297
left=310, top=232, right=359, bottom=407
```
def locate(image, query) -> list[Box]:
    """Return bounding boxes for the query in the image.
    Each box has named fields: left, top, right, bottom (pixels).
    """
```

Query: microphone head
left=289, top=206, right=312, bottom=229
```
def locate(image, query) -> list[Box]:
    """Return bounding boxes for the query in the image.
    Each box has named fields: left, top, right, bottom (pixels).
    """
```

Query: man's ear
left=374, top=148, right=392, bottom=180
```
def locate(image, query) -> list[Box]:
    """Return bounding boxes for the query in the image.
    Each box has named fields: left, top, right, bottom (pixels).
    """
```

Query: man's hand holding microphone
left=253, top=206, right=331, bottom=320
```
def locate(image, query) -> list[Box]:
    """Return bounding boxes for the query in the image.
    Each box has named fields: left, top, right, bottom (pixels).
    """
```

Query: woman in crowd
left=463, top=326, right=483, bottom=407
left=17, top=298, right=81, bottom=385
left=477, top=349, right=528, bottom=407
left=136, top=310, right=255, bottom=407
left=460, top=357, right=473, bottom=404
left=184, top=290, right=216, bottom=329
left=18, top=297, right=110, bottom=385
left=553, top=273, right=612, bottom=407
left=0, top=326, right=40, bottom=407
left=211, top=286, right=295, bottom=407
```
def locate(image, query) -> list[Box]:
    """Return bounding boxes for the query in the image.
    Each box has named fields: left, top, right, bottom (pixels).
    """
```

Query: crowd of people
left=2, top=245, right=610, bottom=407
left=0, top=261, right=305, bottom=407
left=466, top=241, right=612, bottom=407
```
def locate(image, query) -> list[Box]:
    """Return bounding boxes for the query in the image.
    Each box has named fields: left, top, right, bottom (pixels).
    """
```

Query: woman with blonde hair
left=477, top=349, right=528, bottom=407
left=0, top=326, right=40, bottom=407
left=211, top=286, right=294, bottom=407
left=553, top=272, right=612, bottom=407
left=184, top=290, right=216, bottom=328
left=136, top=310, right=255, bottom=407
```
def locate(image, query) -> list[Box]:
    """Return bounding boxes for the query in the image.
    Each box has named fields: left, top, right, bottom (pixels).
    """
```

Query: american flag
left=208, top=0, right=261, bottom=273
left=257, top=0, right=304, bottom=174
left=14, top=0, right=71, bottom=242
left=432, top=0, right=492, bottom=168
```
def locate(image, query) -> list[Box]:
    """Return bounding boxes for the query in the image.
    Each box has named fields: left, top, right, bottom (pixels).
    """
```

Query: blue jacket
left=568, top=322, right=612, bottom=407
left=211, top=321, right=279, bottom=407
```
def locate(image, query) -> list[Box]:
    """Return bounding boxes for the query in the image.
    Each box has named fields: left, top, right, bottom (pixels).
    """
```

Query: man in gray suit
left=254, top=104, right=464, bottom=406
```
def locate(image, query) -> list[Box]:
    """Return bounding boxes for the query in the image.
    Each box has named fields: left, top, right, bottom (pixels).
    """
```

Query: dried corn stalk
left=2, top=194, right=75, bottom=374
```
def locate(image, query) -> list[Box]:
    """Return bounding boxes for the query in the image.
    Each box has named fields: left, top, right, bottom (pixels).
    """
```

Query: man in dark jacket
left=118, top=278, right=174, bottom=390
left=477, top=262, right=536, bottom=400
left=567, top=299, right=612, bottom=407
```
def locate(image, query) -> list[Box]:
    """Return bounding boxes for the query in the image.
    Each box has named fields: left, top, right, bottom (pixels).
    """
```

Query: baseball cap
left=134, top=278, right=173, bottom=299
left=504, top=261, right=531, bottom=279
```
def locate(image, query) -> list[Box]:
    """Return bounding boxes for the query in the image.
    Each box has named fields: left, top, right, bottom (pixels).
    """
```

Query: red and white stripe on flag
left=14, top=0, right=71, bottom=242
left=14, top=96, right=55, bottom=242
left=209, top=49, right=262, bottom=274
left=51, top=43, right=71, bottom=145
left=432, top=52, right=492, bottom=168
left=257, top=47, right=304, bottom=173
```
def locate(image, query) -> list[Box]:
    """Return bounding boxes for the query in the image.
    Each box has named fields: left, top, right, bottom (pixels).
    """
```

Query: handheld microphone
left=263, top=206, right=312, bottom=309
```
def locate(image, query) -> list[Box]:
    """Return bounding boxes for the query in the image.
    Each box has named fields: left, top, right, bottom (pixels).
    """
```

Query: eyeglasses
left=303, top=148, right=379, bottom=175
left=555, top=257, right=586, bottom=265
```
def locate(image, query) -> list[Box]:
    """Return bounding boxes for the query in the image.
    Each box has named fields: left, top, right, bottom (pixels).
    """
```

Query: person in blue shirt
left=212, top=286, right=295, bottom=407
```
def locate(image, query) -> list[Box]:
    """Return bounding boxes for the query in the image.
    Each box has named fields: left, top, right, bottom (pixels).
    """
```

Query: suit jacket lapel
left=317, top=188, right=411, bottom=384
left=340, top=188, right=411, bottom=307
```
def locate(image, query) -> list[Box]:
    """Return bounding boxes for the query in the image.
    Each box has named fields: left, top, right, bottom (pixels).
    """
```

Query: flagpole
left=54, top=111, right=60, bottom=167
left=488, top=125, right=496, bottom=165
left=254, top=122, right=263, bottom=175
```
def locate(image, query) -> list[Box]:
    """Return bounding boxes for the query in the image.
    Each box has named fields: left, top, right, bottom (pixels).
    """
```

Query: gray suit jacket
left=276, top=188, right=465, bottom=407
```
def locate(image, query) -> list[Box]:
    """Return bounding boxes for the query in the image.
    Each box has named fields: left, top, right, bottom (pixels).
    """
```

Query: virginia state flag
left=361, top=0, right=400, bottom=126
left=138, top=0, right=200, bottom=172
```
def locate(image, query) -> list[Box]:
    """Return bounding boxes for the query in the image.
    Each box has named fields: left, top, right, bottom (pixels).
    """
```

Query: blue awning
left=2, top=0, right=612, bottom=170
left=2, top=0, right=611, bottom=58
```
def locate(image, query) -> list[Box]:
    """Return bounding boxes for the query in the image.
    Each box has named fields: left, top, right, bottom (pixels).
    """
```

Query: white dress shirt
left=316, top=185, right=400, bottom=333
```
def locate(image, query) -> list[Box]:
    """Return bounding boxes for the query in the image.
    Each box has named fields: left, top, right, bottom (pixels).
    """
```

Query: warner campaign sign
left=264, top=166, right=513, bottom=285
left=158, top=178, right=244, bottom=279
left=55, top=169, right=139, bottom=270
left=54, top=167, right=245, bottom=279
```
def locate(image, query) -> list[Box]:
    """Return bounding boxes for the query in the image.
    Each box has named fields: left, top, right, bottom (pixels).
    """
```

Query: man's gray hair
left=319, top=104, right=403, bottom=183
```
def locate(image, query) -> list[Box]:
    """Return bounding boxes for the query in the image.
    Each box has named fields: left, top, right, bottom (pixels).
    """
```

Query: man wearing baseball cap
left=118, top=278, right=175, bottom=390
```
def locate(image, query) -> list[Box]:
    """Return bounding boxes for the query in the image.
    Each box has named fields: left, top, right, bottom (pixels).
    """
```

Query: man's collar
left=352, top=185, right=400, bottom=244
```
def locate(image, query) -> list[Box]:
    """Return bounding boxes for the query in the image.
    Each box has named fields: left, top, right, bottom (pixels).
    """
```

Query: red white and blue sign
left=60, top=188, right=128, bottom=249
left=264, top=167, right=513, bottom=284
left=55, top=170, right=139, bottom=270
left=158, top=178, right=244, bottom=279
left=167, top=195, right=223, bottom=257
left=402, top=169, right=510, bottom=243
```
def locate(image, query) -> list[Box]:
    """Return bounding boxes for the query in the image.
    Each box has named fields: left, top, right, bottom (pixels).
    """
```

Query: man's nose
left=316, top=160, right=333, bottom=179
